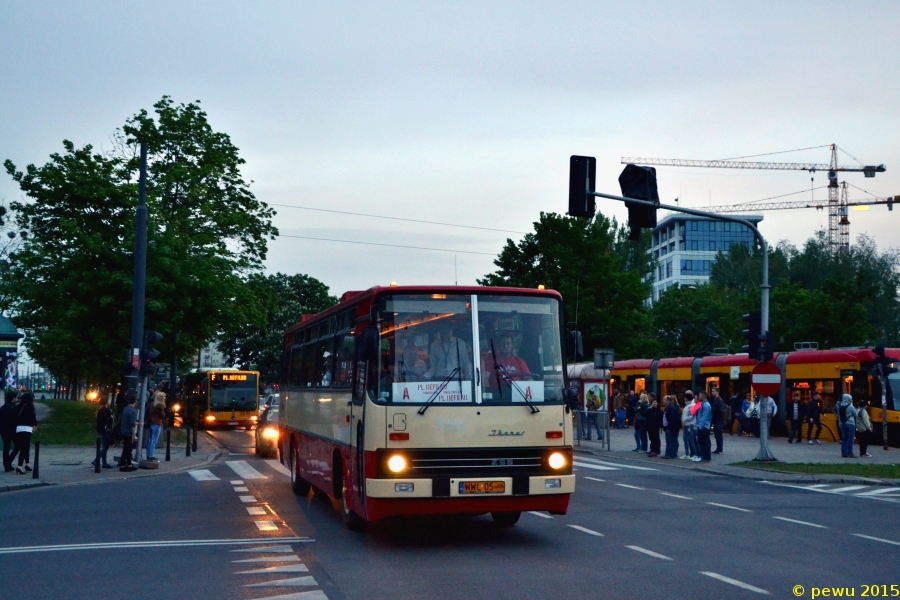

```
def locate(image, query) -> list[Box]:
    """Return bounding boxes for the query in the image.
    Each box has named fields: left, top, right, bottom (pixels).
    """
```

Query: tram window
left=333, top=334, right=355, bottom=388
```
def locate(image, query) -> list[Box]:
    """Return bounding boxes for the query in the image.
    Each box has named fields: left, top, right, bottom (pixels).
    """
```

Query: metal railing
left=574, top=411, right=610, bottom=450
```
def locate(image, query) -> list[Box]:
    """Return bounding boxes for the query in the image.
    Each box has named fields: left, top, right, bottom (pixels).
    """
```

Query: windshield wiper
left=417, top=367, right=460, bottom=415
left=490, top=340, right=539, bottom=414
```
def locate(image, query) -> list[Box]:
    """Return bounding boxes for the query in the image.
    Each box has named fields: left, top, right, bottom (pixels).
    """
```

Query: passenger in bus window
left=482, top=333, right=532, bottom=388
left=426, top=323, right=472, bottom=380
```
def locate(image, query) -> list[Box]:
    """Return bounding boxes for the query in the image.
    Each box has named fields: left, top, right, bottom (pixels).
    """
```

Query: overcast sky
left=2, top=1, right=899, bottom=300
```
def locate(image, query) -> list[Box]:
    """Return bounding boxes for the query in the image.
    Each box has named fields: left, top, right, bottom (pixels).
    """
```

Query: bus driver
left=483, top=333, right=533, bottom=388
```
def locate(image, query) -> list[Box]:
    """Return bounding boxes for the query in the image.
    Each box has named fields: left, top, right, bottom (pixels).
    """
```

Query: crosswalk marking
left=855, top=487, right=900, bottom=497
left=233, top=555, right=302, bottom=563
left=573, top=461, right=619, bottom=471
left=188, top=469, right=219, bottom=481
left=575, top=456, right=658, bottom=471
left=761, top=481, right=900, bottom=503
left=827, top=485, right=868, bottom=494
left=246, top=507, right=267, bottom=515
left=239, top=496, right=257, bottom=503
left=247, top=591, right=328, bottom=600
left=266, top=459, right=292, bottom=477
left=226, top=461, right=268, bottom=480
left=244, top=576, right=318, bottom=588
left=255, top=521, right=278, bottom=531
left=234, top=486, right=249, bottom=492
left=231, top=480, right=244, bottom=484
left=235, top=564, right=310, bottom=575
left=230, top=545, right=295, bottom=553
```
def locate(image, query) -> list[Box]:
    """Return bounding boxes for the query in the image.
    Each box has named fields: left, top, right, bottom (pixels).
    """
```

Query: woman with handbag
left=9, top=392, right=37, bottom=474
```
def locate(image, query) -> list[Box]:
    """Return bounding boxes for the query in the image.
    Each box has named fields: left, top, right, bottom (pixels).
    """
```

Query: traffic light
left=618, top=164, right=659, bottom=240
left=757, top=331, right=774, bottom=362
left=741, top=311, right=761, bottom=360
left=874, top=345, right=898, bottom=376
left=568, top=155, right=596, bottom=219
left=140, top=330, right=163, bottom=376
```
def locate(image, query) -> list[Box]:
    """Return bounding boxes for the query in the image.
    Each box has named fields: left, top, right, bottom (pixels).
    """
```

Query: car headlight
left=387, top=455, right=407, bottom=473
left=548, top=452, right=566, bottom=470
left=262, top=427, right=279, bottom=439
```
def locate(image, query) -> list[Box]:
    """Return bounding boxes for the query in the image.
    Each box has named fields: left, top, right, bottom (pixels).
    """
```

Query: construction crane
left=622, top=144, right=886, bottom=253
left=690, top=190, right=897, bottom=214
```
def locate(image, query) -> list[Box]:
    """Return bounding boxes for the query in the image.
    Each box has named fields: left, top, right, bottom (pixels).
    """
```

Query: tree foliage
left=1, top=97, right=277, bottom=385
left=479, top=212, right=656, bottom=360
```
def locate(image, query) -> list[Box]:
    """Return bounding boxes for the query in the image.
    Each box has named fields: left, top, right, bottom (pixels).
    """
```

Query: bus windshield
left=374, top=293, right=564, bottom=405
left=209, top=372, right=258, bottom=411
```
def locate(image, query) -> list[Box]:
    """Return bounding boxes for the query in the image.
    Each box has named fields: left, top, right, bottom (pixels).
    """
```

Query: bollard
left=165, top=429, right=171, bottom=462
left=95, top=437, right=101, bottom=473
left=186, top=426, right=191, bottom=457
left=192, top=423, right=198, bottom=453
left=32, top=441, right=40, bottom=479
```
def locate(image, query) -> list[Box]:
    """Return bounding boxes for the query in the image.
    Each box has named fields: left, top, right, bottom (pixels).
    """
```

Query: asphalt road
left=1, top=429, right=898, bottom=600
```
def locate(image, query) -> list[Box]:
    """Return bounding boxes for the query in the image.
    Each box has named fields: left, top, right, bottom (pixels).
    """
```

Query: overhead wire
left=715, top=144, right=830, bottom=161
left=276, top=233, right=498, bottom=256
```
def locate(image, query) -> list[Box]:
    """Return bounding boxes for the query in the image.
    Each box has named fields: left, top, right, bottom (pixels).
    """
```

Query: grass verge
left=32, top=401, right=187, bottom=447
left=733, top=461, right=900, bottom=479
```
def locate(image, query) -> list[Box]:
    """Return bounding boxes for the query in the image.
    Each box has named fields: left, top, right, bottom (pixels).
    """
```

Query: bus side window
left=291, top=346, right=304, bottom=388
left=334, top=334, right=355, bottom=389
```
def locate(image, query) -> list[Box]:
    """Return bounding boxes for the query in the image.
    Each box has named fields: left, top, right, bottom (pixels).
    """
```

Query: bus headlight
left=548, top=452, right=566, bottom=470
left=387, top=455, right=407, bottom=473
left=251, top=415, right=258, bottom=422
left=262, top=427, right=279, bottom=440
left=205, top=415, right=216, bottom=422
left=173, top=403, right=181, bottom=413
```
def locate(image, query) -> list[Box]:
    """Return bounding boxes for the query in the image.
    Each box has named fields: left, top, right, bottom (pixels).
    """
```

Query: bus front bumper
left=366, top=474, right=575, bottom=498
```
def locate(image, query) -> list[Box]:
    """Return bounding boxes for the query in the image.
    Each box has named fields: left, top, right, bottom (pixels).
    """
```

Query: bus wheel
left=290, top=444, right=311, bottom=497
left=491, top=511, right=521, bottom=527
left=339, top=464, right=368, bottom=532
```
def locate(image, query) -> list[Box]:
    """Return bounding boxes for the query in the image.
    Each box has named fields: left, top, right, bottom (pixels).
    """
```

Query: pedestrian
left=613, top=392, right=626, bottom=429
left=585, top=387, right=603, bottom=441
left=1, top=390, right=18, bottom=472
left=733, top=391, right=748, bottom=436
left=745, top=394, right=760, bottom=437
left=694, top=392, right=712, bottom=462
left=146, top=390, right=167, bottom=461
left=763, top=395, right=777, bottom=433
left=646, top=397, right=662, bottom=457
left=787, top=391, right=807, bottom=444
left=710, top=388, right=726, bottom=454
left=663, top=395, right=681, bottom=459
left=806, top=392, right=822, bottom=444
left=681, top=391, right=697, bottom=459
left=837, top=394, right=858, bottom=458
left=855, top=399, right=872, bottom=458
left=8, top=391, right=37, bottom=474
left=119, top=393, right=138, bottom=471
left=92, top=398, right=114, bottom=469
left=727, top=391, right=740, bottom=434
left=626, top=389, right=638, bottom=427
left=633, top=393, right=649, bottom=452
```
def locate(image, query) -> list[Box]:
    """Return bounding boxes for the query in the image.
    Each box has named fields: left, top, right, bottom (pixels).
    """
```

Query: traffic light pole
left=590, top=191, right=775, bottom=460
left=126, top=142, right=149, bottom=396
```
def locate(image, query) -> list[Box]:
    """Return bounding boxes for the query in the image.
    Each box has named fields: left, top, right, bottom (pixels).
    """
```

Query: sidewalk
left=576, top=426, right=900, bottom=486
left=0, top=428, right=221, bottom=493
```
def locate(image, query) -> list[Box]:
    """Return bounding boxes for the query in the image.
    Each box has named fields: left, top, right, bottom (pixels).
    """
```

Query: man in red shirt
left=483, top=333, right=532, bottom=387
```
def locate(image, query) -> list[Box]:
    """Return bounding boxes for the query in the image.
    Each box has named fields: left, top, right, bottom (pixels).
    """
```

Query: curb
left=574, top=447, right=900, bottom=487
left=0, top=449, right=223, bottom=493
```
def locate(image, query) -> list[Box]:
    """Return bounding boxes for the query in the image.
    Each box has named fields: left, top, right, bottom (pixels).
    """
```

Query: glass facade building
left=648, top=213, right=763, bottom=304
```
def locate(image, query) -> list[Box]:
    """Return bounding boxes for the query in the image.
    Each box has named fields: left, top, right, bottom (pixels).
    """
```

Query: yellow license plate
left=460, top=481, right=505, bottom=494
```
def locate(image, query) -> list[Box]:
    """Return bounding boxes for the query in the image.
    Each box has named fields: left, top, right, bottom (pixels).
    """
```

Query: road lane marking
left=247, top=591, right=328, bottom=600
left=255, top=521, right=278, bottom=531
left=230, top=545, right=295, bottom=553
left=232, top=555, right=303, bottom=563
left=527, top=511, right=553, bottom=519
left=573, top=461, right=619, bottom=471
left=226, top=461, right=268, bottom=480
left=583, top=477, right=606, bottom=482
left=246, top=507, right=267, bottom=515
left=659, top=492, right=692, bottom=500
left=234, top=486, right=249, bottom=492
left=615, top=483, right=645, bottom=490
left=706, top=502, right=751, bottom=512
left=239, top=496, right=257, bottom=503
left=773, top=516, right=827, bottom=529
left=853, top=533, right=900, bottom=546
left=243, top=576, right=318, bottom=588
left=567, top=525, right=603, bottom=537
left=234, top=564, right=310, bottom=574
left=855, top=487, right=900, bottom=496
left=266, top=459, right=292, bottom=477
left=701, top=571, right=770, bottom=595
left=188, top=469, right=219, bottom=481
left=231, top=480, right=244, bottom=484
left=826, top=485, right=868, bottom=494
left=625, top=545, right=672, bottom=560
left=575, top=456, right=658, bottom=471
left=0, top=537, right=309, bottom=555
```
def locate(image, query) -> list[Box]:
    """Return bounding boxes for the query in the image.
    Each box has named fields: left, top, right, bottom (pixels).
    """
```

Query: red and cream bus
left=278, top=285, right=575, bottom=530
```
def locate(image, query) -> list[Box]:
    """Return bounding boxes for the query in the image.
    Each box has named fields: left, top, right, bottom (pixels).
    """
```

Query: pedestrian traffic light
left=618, top=164, right=659, bottom=240
left=741, top=311, right=761, bottom=360
left=757, top=331, right=774, bottom=362
left=141, top=330, right=163, bottom=376
left=568, top=156, right=596, bottom=219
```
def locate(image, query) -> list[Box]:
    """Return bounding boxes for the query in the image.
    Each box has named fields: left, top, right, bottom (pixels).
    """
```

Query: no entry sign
left=751, top=361, right=782, bottom=396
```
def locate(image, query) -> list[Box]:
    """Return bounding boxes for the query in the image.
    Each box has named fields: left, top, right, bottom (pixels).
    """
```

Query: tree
left=479, top=212, right=657, bottom=360
left=219, top=273, right=338, bottom=382
left=651, top=283, right=742, bottom=357
left=1, top=97, right=277, bottom=386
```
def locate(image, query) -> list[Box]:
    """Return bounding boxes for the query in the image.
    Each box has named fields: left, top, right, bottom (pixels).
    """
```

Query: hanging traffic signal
left=141, top=330, right=163, bottom=376
left=741, top=311, right=761, bottom=360
left=618, top=163, right=659, bottom=240
left=874, top=345, right=898, bottom=375
left=568, top=156, right=596, bottom=219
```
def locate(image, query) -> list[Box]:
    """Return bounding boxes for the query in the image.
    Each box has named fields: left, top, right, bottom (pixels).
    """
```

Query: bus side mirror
left=360, top=326, right=379, bottom=361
